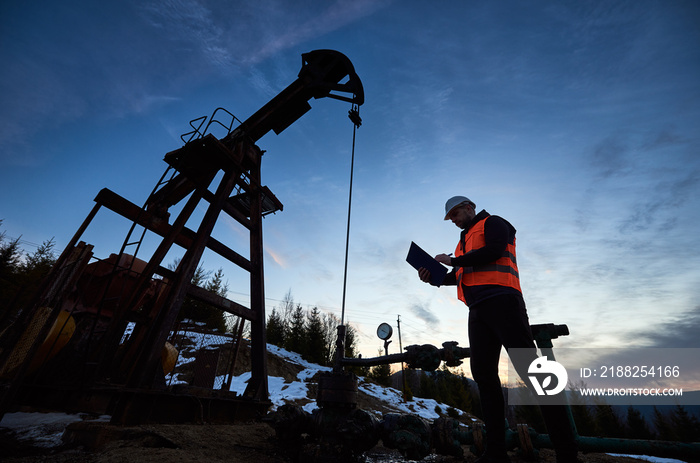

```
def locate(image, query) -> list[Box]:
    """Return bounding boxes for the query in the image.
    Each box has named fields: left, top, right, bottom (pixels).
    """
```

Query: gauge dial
left=377, top=322, right=393, bottom=340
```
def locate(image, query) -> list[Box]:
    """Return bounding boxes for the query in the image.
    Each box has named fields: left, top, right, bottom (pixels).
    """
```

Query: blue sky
left=2, top=1, right=699, bottom=361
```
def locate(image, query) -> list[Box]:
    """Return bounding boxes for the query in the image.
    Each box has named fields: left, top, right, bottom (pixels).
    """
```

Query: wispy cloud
left=239, top=0, right=393, bottom=67
left=641, top=128, right=687, bottom=151
left=266, top=247, right=288, bottom=269
left=0, top=55, right=86, bottom=164
left=588, top=134, right=632, bottom=180
left=575, top=124, right=700, bottom=236
left=139, top=0, right=391, bottom=72
left=620, top=306, right=700, bottom=348
left=408, top=302, right=439, bottom=329
left=139, top=0, right=234, bottom=72
left=1, top=0, right=394, bottom=164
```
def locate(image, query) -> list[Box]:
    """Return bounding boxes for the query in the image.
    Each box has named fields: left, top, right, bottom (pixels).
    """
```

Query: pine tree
left=0, top=222, right=22, bottom=277
left=569, top=404, right=596, bottom=437
left=339, top=323, right=363, bottom=375
left=21, top=238, right=56, bottom=278
left=419, top=371, right=438, bottom=400
left=0, top=231, right=56, bottom=317
left=266, top=307, right=286, bottom=347
left=267, top=291, right=359, bottom=367
left=653, top=406, right=676, bottom=441
left=285, top=304, right=307, bottom=355
left=321, top=312, right=342, bottom=364
left=669, top=404, right=700, bottom=443
left=0, top=224, right=23, bottom=316
left=343, top=324, right=359, bottom=359
left=434, top=369, right=447, bottom=404
left=305, top=307, right=326, bottom=365
left=594, top=404, right=624, bottom=438
left=625, top=406, right=653, bottom=440
left=206, top=268, right=228, bottom=295
left=267, top=291, right=297, bottom=349
left=567, top=381, right=596, bottom=436
left=170, top=260, right=227, bottom=331
left=451, top=369, right=475, bottom=413
left=203, top=268, right=228, bottom=332
left=368, top=350, right=392, bottom=387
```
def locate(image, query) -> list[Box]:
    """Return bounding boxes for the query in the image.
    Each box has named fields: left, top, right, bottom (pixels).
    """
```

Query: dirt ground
left=0, top=419, right=660, bottom=463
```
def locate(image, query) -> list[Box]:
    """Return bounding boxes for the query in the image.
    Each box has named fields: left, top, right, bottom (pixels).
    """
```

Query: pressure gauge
left=377, top=323, right=393, bottom=340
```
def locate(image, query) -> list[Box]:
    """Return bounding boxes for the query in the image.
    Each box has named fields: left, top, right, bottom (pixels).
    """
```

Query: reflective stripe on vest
left=455, top=216, right=521, bottom=303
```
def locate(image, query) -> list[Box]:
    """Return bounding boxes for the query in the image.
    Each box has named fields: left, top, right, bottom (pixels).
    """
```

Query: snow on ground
left=255, top=344, right=470, bottom=420
left=358, top=381, right=453, bottom=421
left=127, top=325, right=459, bottom=419
left=606, top=456, right=686, bottom=463
left=264, top=344, right=332, bottom=409
left=0, top=412, right=110, bottom=448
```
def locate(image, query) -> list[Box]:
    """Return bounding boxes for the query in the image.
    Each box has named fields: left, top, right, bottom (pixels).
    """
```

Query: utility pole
left=397, top=315, right=408, bottom=401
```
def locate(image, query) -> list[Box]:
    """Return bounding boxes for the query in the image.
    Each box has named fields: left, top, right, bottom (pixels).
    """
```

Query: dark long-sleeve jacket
left=443, top=209, right=522, bottom=307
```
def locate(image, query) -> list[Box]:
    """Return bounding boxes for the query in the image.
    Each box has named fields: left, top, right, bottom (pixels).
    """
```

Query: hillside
left=0, top=335, right=687, bottom=463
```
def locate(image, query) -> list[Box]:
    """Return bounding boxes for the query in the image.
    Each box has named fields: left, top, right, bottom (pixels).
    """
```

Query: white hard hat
left=444, top=196, right=474, bottom=220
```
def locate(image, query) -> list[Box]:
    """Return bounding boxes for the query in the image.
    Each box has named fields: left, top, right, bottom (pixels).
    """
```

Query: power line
left=2, top=235, right=43, bottom=249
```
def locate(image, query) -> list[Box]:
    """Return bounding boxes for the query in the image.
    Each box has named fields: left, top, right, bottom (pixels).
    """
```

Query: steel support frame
left=109, top=137, right=271, bottom=423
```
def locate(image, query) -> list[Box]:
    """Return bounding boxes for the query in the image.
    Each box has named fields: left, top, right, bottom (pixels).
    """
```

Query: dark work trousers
left=468, top=293, right=577, bottom=457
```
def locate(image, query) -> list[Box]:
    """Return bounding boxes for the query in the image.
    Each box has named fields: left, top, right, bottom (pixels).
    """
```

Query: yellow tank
left=161, top=341, right=178, bottom=375
left=0, top=308, right=76, bottom=378
left=27, top=309, right=76, bottom=373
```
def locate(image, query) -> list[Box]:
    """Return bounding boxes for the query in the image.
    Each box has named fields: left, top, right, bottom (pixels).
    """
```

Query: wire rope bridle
left=340, top=103, right=362, bottom=329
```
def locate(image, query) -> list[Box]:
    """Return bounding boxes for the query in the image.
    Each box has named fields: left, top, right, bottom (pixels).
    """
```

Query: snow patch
left=607, top=455, right=686, bottom=463
left=0, top=412, right=109, bottom=448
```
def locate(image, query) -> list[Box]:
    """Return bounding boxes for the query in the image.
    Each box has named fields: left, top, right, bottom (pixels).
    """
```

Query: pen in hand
left=435, top=253, right=453, bottom=265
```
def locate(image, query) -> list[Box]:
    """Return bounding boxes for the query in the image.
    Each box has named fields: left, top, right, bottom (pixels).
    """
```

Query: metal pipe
left=515, top=427, right=700, bottom=461
left=341, top=351, right=408, bottom=368
left=340, top=341, right=470, bottom=371
left=574, top=435, right=700, bottom=461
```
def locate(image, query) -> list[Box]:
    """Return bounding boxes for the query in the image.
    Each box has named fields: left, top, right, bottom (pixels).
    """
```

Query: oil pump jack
left=0, top=49, right=364, bottom=425
left=3, top=48, right=697, bottom=462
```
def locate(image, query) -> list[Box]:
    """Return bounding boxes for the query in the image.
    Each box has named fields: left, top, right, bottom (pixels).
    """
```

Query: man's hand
left=434, top=253, right=452, bottom=265
left=418, top=267, right=432, bottom=283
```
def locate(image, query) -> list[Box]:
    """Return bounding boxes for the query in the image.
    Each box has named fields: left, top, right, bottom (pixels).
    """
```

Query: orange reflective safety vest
left=454, top=216, right=522, bottom=304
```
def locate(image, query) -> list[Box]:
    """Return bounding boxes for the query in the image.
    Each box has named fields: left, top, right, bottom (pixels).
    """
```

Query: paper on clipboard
left=406, top=241, right=448, bottom=286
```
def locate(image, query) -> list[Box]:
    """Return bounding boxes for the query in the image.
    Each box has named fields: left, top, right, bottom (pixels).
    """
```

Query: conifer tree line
left=569, top=403, right=700, bottom=442
left=513, top=400, right=700, bottom=443
left=265, top=290, right=358, bottom=367
left=0, top=221, right=57, bottom=321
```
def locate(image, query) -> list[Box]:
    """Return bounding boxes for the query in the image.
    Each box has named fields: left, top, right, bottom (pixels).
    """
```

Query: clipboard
left=406, top=241, right=448, bottom=286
